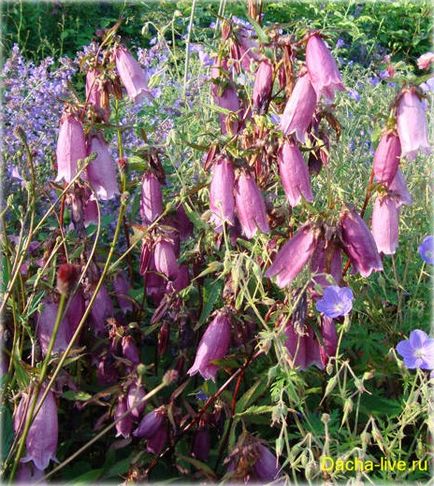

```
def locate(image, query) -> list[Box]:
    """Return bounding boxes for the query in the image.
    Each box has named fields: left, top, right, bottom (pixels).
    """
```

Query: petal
left=409, top=330, right=428, bottom=348
left=396, top=339, right=414, bottom=358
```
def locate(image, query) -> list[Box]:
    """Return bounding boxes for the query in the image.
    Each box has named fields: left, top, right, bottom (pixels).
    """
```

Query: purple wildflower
left=418, top=236, right=434, bottom=264
left=316, top=286, right=354, bottom=318
left=396, top=330, right=434, bottom=369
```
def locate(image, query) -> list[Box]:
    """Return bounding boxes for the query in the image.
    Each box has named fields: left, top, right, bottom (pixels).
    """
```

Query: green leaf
left=62, top=390, right=92, bottom=402
left=236, top=377, right=266, bottom=414
left=235, top=405, right=274, bottom=417
left=177, top=454, right=217, bottom=479
left=64, top=468, right=103, bottom=484
left=196, top=278, right=223, bottom=329
left=1, top=405, right=13, bottom=461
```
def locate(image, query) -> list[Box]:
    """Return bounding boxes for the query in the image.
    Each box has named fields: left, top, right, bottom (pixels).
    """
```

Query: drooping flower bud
left=280, top=73, right=317, bottom=143
left=397, top=89, right=430, bottom=160
left=306, top=33, right=345, bottom=101
left=285, top=321, right=322, bottom=370
left=121, top=335, right=140, bottom=365
left=55, top=113, right=87, bottom=183
left=14, top=388, right=58, bottom=471
left=153, top=238, right=179, bottom=279
left=113, top=271, right=133, bottom=314
left=266, top=225, right=318, bottom=288
left=188, top=309, right=232, bottom=381
left=209, top=156, right=235, bottom=231
left=319, top=316, right=338, bottom=367
left=373, top=131, right=401, bottom=185
left=252, top=59, right=273, bottom=114
left=340, top=208, right=383, bottom=277
left=192, top=427, right=211, bottom=462
left=371, top=194, right=399, bottom=255
left=388, top=169, right=413, bottom=207
left=36, top=301, right=71, bottom=357
left=140, top=172, right=163, bottom=226
left=115, top=46, right=151, bottom=103
left=86, top=133, right=119, bottom=200
left=278, top=141, right=313, bottom=207
left=133, top=406, right=166, bottom=439
left=234, top=171, right=269, bottom=239
left=114, top=395, right=133, bottom=438
left=89, top=284, right=114, bottom=335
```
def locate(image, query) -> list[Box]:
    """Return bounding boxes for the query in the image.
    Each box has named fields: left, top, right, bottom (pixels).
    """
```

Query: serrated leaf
left=235, top=405, right=274, bottom=417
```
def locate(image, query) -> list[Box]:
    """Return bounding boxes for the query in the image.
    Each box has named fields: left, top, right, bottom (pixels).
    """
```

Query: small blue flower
left=348, top=89, right=361, bottom=102
left=396, top=330, right=434, bottom=370
left=419, top=236, right=434, bottom=264
left=196, top=390, right=208, bottom=401
left=269, top=113, right=280, bottom=125
left=369, top=76, right=380, bottom=86
left=316, top=286, right=354, bottom=318
left=336, top=38, right=345, bottom=49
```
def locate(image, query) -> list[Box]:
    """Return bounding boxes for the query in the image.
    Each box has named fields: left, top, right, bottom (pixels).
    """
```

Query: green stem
left=183, top=0, right=197, bottom=99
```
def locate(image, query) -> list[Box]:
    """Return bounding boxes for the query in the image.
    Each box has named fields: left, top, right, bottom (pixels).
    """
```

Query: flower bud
left=306, top=33, right=345, bottom=101
left=340, top=208, right=383, bottom=277
left=209, top=156, right=235, bottom=231
left=278, top=141, right=313, bottom=207
left=140, top=172, right=163, bottom=226
left=55, top=113, right=87, bottom=183
left=266, top=225, right=318, bottom=288
left=86, top=133, right=119, bottom=200
left=121, top=335, right=140, bottom=365
left=252, top=59, right=273, bottom=114
left=371, top=194, right=399, bottom=255
left=397, top=89, right=430, bottom=160
left=115, top=46, right=151, bottom=103
left=280, top=73, right=317, bottom=143
left=373, top=131, right=401, bottom=186
left=188, top=310, right=232, bottom=381
left=153, top=238, right=179, bottom=279
left=56, top=263, right=77, bottom=296
left=234, top=171, right=269, bottom=239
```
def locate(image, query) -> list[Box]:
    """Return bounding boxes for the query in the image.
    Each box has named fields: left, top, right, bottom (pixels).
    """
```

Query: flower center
left=414, top=348, right=425, bottom=359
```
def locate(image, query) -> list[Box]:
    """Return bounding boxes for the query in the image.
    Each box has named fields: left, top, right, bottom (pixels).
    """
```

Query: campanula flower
left=418, top=235, right=434, bottom=264
left=140, top=172, right=163, bottom=226
left=279, top=73, right=317, bottom=143
left=388, top=169, right=412, bottom=207
left=306, top=33, right=345, bottom=101
left=396, top=330, right=434, bottom=369
left=371, top=195, right=400, bottom=255
left=114, top=396, right=133, bottom=438
left=285, top=321, right=322, bottom=370
left=188, top=309, right=231, bottom=381
left=87, top=133, right=119, bottom=200
left=115, top=46, right=151, bottom=103
left=209, top=156, right=235, bottom=231
left=373, top=131, right=401, bottom=186
left=316, top=286, right=354, bottom=318
left=252, top=59, right=273, bottom=114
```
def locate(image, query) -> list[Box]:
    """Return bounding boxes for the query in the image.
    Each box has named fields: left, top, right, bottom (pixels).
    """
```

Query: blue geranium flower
left=316, top=286, right=354, bottom=318
left=396, top=330, right=434, bottom=370
left=418, top=235, right=434, bottom=264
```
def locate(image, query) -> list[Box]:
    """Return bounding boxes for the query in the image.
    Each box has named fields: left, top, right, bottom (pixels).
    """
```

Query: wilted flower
left=284, top=321, right=322, bottom=369
left=266, top=225, right=318, bottom=288
left=113, top=271, right=133, bottom=314
left=252, top=59, right=273, bottom=114
left=86, top=133, right=119, bottom=200
left=373, top=131, right=401, bottom=185
left=188, top=309, right=231, bottom=381
left=55, top=113, right=87, bottom=183
left=310, top=239, right=342, bottom=287
left=278, top=141, right=313, bottom=207
left=396, top=330, right=434, bottom=369
left=153, top=238, right=179, bottom=279
left=388, top=169, right=412, bottom=207
left=417, top=52, right=434, bottom=70
left=234, top=171, right=269, bottom=239
left=140, top=172, right=163, bottom=226
left=279, top=73, right=317, bottom=142
left=340, top=208, right=383, bottom=277
left=114, top=396, right=133, bottom=438
left=418, top=235, right=434, bottom=264
left=316, top=286, right=353, bottom=318
left=14, top=388, right=58, bottom=471
left=209, top=156, right=235, bottom=231
left=371, top=195, right=400, bottom=255
left=85, top=69, right=110, bottom=121
left=227, top=435, right=279, bottom=482
left=396, top=89, right=430, bottom=160
left=306, top=33, right=345, bottom=101
left=115, top=46, right=151, bottom=103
